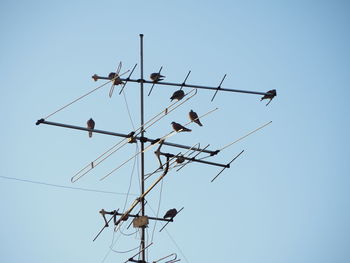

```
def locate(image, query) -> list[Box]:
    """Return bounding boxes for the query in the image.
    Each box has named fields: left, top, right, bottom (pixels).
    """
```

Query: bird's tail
left=89, top=131, right=93, bottom=138
left=183, top=128, right=192, bottom=132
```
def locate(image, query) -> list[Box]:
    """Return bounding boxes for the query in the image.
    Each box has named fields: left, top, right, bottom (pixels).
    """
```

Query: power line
left=0, top=175, right=136, bottom=196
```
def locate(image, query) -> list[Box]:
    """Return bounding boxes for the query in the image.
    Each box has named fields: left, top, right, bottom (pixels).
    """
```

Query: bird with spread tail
left=171, top=121, right=191, bottom=132
left=189, top=110, right=203, bottom=126
left=150, top=72, right=165, bottom=82
left=170, top=90, right=185, bottom=101
left=87, top=118, right=95, bottom=138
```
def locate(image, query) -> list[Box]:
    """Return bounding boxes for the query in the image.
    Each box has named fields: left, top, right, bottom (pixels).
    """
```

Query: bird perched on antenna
left=108, top=72, right=124, bottom=85
left=150, top=72, right=165, bottom=82
left=163, top=208, right=178, bottom=219
left=260, top=89, right=276, bottom=106
left=189, top=110, right=203, bottom=126
left=170, top=90, right=185, bottom=101
left=176, top=155, right=185, bottom=164
left=172, top=122, right=191, bottom=132
left=126, top=131, right=136, bottom=143
left=87, top=118, right=95, bottom=138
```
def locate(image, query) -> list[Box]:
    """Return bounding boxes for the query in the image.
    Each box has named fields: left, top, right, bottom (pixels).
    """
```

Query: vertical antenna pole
left=139, top=33, right=146, bottom=263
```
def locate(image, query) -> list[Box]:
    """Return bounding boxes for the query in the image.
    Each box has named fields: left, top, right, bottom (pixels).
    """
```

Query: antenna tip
left=36, top=118, right=45, bottom=125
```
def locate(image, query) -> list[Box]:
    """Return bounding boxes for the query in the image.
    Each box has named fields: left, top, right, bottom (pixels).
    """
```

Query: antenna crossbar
left=92, top=76, right=272, bottom=96
left=36, top=119, right=218, bottom=155
left=101, top=210, right=174, bottom=223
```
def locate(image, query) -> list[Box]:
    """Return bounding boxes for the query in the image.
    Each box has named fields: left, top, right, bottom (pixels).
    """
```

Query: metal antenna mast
left=36, top=34, right=276, bottom=263
left=139, top=33, right=146, bottom=263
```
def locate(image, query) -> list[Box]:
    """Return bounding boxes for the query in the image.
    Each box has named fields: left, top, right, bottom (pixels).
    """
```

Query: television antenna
left=36, top=34, right=276, bottom=263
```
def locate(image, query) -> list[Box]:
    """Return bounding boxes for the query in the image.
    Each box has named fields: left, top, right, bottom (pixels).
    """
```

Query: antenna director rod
left=94, top=76, right=269, bottom=96
left=36, top=119, right=218, bottom=155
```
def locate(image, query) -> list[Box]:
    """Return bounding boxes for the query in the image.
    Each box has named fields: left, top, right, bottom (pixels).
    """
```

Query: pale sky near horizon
left=1, top=1, right=350, bottom=263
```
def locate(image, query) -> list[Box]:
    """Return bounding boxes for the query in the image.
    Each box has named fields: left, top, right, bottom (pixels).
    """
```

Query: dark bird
left=108, top=72, right=124, bottom=85
left=150, top=72, right=165, bottom=82
left=163, top=208, right=177, bottom=219
left=176, top=155, right=185, bottom=164
left=92, top=74, right=99, bottom=81
left=171, top=122, right=191, bottom=132
left=170, top=90, right=185, bottom=101
left=126, top=131, right=136, bottom=143
left=260, top=89, right=276, bottom=106
left=189, top=110, right=203, bottom=126
left=87, top=118, right=95, bottom=138
left=121, top=213, right=129, bottom=221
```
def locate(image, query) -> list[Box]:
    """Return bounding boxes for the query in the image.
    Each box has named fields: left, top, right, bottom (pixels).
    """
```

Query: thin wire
left=44, top=79, right=113, bottom=119
left=110, top=245, right=140, bottom=254
left=118, top=147, right=139, bottom=238
left=121, top=87, right=141, bottom=192
left=123, top=146, right=139, bottom=211
left=151, top=178, right=163, bottom=242
left=119, top=228, right=138, bottom=237
left=101, top=222, right=124, bottom=263
left=121, top=87, right=142, bottom=193
left=0, top=175, right=134, bottom=196
left=102, top=136, right=138, bottom=262
left=146, top=228, right=149, bottom=262
left=122, top=89, right=136, bottom=130
left=146, top=203, right=190, bottom=263
left=108, top=145, right=139, bottom=258
left=163, top=229, right=190, bottom=263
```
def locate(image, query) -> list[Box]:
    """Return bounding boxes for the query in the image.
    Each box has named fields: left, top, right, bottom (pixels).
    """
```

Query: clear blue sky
left=1, top=0, right=350, bottom=262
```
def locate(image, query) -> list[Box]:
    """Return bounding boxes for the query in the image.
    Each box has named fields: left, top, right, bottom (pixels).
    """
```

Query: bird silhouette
left=126, top=131, right=136, bottom=143
left=176, top=155, right=185, bottom=163
left=171, top=122, right=191, bottom=132
left=189, top=110, right=203, bottom=126
left=163, top=208, right=177, bottom=219
left=87, top=118, right=95, bottom=138
left=108, top=72, right=124, bottom=85
left=260, top=89, right=276, bottom=103
left=150, top=72, right=165, bottom=82
left=170, top=90, right=185, bottom=101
